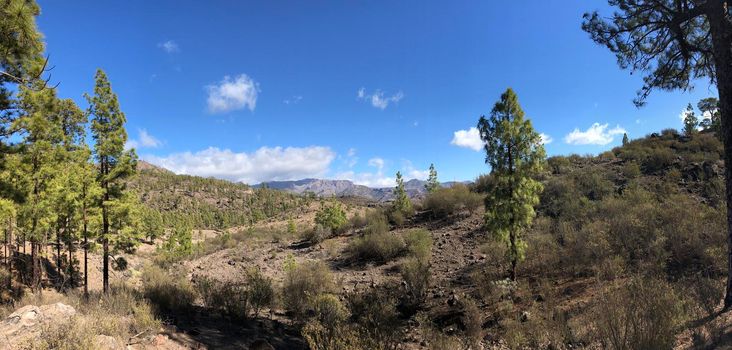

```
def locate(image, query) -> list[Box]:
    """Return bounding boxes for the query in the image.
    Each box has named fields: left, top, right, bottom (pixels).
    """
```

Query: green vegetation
left=390, top=171, right=413, bottom=225
left=130, top=169, right=311, bottom=230
left=314, top=199, right=348, bottom=234
left=582, top=0, right=732, bottom=310
left=424, top=183, right=482, bottom=219
left=477, top=88, right=545, bottom=280
left=424, top=163, right=439, bottom=193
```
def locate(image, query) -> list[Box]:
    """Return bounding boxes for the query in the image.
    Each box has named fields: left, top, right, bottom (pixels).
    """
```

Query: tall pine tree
left=683, top=103, right=699, bottom=136
left=424, top=164, right=439, bottom=193
left=477, top=88, right=545, bottom=281
left=392, top=171, right=412, bottom=216
left=85, top=69, right=137, bottom=293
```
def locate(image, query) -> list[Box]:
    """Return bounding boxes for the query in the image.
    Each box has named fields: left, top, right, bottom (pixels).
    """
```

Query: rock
left=447, top=294, right=459, bottom=307
left=95, top=335, right=124, bottom=350
left=520, top=311, right=530, bottom=322
left=0, top=303, right=76, bottom=348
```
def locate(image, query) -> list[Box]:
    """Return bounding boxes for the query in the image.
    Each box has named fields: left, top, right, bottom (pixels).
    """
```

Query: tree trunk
left=7, top=222, right=11, bottom=291
left=102, top=158, right=110, bottom=294
left=707, top=0, right=732, bottom=311
left=83, top=217, right=88, bottom=298
left=56, top=227, right=61, bottom=288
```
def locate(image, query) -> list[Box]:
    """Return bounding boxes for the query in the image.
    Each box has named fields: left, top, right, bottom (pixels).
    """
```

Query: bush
left=141, top=265, right=195, bottom=315
left=302, top=224, right=331, bottom=245
left=593, top=278, right=684, bottom=350
left=315, top=200, right=348, bottom=233
left=193, top=277, right=249, bottom=319
left=622, top=161, right=641, bottom=179
left=400, top=257, right=430, bottom=309
left=424, top=184, right=482, bottom=219
left=282, top=260, right=336, bottom=318
left=547, top=156, right=572, bottom=174
left=403, top=229, right=432, bottom=261
left=643, top=147, right=675, bottom=173
left=346, top=231, right=405, bottom=263
left=346, top=288, right=402, bottom=348
left=247, top=269, right=275, bottom=316
left=362, top=211, right=389, bottom=236
left=388, top=209, right=406, bottom=227
left=471, top=173, right=495, bottom=193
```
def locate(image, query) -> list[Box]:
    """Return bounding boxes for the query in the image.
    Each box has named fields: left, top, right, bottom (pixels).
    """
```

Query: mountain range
left=256, top=178, right=467, bottom=201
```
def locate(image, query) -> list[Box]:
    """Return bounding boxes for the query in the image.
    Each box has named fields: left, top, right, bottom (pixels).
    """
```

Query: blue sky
left=35, top=1, right=717, bottom=186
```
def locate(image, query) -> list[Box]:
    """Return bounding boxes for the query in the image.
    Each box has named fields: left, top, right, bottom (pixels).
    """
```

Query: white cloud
left=368, top=157, right=385, bottom=171
left=345, top=148, right=358, bottom=168
left=283, top=95, right=303, bottom=105
left=125, top=129, right=162, bottom=150
left=451, top=127, right=484, bottom=151
left=357, top=88, right=404, bottom=110
left=206, top=74, right=259, bottom=113
left=157, top=40, right=179, bottom=53
left=539, top=133, right=553, bottom=145
left=564, top=123, right=626, bottom=145
left=143, top=146, right=335, bottom=184
left=403, top=160, right=428, bottom=180
left=335, top=171, right=395, bottom=188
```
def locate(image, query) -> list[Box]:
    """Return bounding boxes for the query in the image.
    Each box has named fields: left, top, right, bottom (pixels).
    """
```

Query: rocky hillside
left=257, top=178, right=468, bottom=201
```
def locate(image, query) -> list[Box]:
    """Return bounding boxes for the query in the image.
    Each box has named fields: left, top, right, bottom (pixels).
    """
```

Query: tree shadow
left=157, top=306, right=307, bottom=350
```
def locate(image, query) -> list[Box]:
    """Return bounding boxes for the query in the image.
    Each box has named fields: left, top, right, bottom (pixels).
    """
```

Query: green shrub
left=247, top=269, right=274, bottom=316
left=282, top=260, right=336, bottom=318
left=315, top=200, right=348, bottom=233
left=424, top=184, right=482, bottom=219
left=471, top=173, right=494, bottom=193
left=363, top=211, right=389, bottom=236
left=622, top=161, right=641, bottom=179
left=403, top=229, right=432, bottom=261
left=547, top=156, right=572, bottom=174
left=387, top=209, right=406, bottom=227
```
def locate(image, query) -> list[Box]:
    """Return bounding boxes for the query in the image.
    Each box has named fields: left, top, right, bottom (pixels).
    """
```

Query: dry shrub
left=363, top=211, right=389, bottom=236
left=461, top=297, right=483, bottom=347
left=400, top=257, right=431, bottom=310
left=282, top=260, right=336, bottom=318
left=141, top=264, right=195, bottom=315
left=593, top=278, right=684, bottom=350
left=346, top=288, right=402, bottom=349
left=193, top=270, right=273, bottom=320
left=346, top=231, right=405, bottom=263
left=424, top=184, right=482, bottom=219
left=6, top=285, right=160, bottom=349
left=302, top=224, right=331, bottom=245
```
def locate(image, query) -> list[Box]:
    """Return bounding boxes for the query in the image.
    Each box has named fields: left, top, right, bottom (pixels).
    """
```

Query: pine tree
left=13, top=85, right=68, bottom=292
left=392, top=171, right=412, bottom=215
left=683, top=103, right=699, bottom=136
left=477, top=88, right=545, bottom=281
left=698, top=97, right=722, bottom=138
left=622, top=133, right=629, bottom=146
left=424, top=164, right=439, bottom=193
left=85, top=69, right=137, bottom=293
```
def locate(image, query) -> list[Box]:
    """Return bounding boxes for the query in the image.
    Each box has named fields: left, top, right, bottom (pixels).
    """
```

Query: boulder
left=0, top=303, right=76, bottom=348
